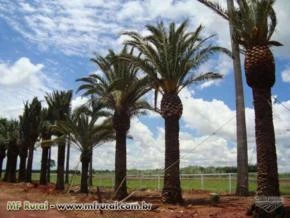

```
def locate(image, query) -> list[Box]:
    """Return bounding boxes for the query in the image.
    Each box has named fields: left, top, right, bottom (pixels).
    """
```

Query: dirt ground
left=0, top=182, right=289, bottom=218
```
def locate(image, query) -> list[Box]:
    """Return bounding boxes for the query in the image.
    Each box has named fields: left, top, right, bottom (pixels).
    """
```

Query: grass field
left=31, top=173, right=290, bottom=195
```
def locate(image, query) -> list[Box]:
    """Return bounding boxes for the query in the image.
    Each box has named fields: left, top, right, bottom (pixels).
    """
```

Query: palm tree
left=0, top=118, right=8, bottom=179
left=18, top=114, right=28, bottom=182
left=122, top=20, right=227, bottom=203
left=3, top=120, right=19, bottom=183
left=77, top=47, right=152, bottom=200
left=197, top=0, right=283, bottom=215
left=51, top=104, right=115, bottom=193
left=18, top=97, right=42, bottom=183
left=39, top=108, right=53, bottom=185
left=229, top=1, right=282, bottom=215
left=45, top=90, right=72, bottom=190
left=197, top=0, right=249, bottom=196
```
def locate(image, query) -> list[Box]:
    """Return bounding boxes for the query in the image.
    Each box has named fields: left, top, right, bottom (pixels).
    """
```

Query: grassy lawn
left=31, top=173, right=290, bottom=195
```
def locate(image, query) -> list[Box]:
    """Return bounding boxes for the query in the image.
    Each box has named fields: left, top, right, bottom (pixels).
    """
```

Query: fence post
left=201, top=174, right=204, bottom=190
left=139, top=174, right=142, bottom=189
left=99, top=175, right=102, bottom=187
left=228, top=173, right=232, bottom=193
left=157, top=176, right=160, bottom=191
left=111, top=175, right=114, bottom=189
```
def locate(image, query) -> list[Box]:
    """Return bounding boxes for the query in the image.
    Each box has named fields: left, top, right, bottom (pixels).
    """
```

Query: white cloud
left=71, top=96, right=89, bottom=111
left=281, top=67, right=290, bottom=83
left=1, top=0, right=288, bottom=59
left=0, top=57, right=61, bottom=119
left=0, top=57, right=43, bottom=85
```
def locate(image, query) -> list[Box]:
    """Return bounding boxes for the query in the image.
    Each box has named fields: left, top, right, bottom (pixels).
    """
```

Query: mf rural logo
left=255, top=196, right=284, bottom=213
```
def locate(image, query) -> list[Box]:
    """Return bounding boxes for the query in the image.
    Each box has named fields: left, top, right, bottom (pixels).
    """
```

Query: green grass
left=31, top=173, right=290, bottom=195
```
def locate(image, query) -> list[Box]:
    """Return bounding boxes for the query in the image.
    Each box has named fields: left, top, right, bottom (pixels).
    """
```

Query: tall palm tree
left=122, top=20, right=227, bottom=203
left=3, top=120, right=19, bottom=183
left=77, top=47, right=152, bottom=200
left=197, top=0, right=283, bottom=215
left=0, top=118, right=8, bottom=179
left=39, top=108, right=53, bottom=185
left=229, top=1, right=282, bottom=215
left=18, top=97, right=42, bottom=183
left=196, top=0, right=249, bottom=196
left=18, top=114, right=28, bottom=182
left=45, top=90, right=73, bottom=190
left=51, top=104, right=115, bottom=193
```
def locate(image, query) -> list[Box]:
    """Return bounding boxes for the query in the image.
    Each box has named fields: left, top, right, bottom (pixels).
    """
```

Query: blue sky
left=0, top=0, right=290, bottom=172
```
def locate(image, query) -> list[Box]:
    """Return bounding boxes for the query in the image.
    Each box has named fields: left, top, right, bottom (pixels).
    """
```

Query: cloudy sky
left=0, top=0, right=290, bottom=173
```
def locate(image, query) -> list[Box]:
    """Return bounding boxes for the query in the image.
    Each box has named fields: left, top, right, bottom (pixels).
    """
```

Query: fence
left=91, top=173, right=290, bottom=195
left=93, top=173, right=238, bottom=194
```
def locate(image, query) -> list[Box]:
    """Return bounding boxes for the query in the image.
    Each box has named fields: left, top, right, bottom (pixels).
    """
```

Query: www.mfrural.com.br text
left=7, top=200, right=152, bottom=211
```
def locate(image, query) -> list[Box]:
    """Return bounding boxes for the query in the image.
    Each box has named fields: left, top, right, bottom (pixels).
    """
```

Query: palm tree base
left=161, top=187, right=183, bottom=204
left=246, top=203, right=285, bottom=218
left=113, top=189, right=128, bottom=201
left=236, top=186, right=248, bottom=196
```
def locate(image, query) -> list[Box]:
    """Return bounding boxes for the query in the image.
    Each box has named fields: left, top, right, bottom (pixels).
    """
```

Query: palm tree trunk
left=0, top=157, right=3, bottom=179
left=9, top=151, right=18, bottom=183
left=3, top=156, right=10, bottom=181
left=56, top=141, right=66, bottom=190
left=226, top=0, right=248, bottom=196
left=4, top=143, right=18, bottom=183
left=47, top=147, right=51, bottom=183
left=253, top=88, right=279, bottom=196
left=80, top=159, right=89, bottom=193
left=0, top=149, right=6, bottom=179
left=65, top=137, right=70, bottom=184
left=18, top=146, right=27, bottom=182
left=26, top=145, right=34, bottom=182
left=114, top=130, right=128, bottom=200
left=40, top=146, right=49, bottom=185
left=162, top=116, right=182, bottom=203
left=88, top=147, right=93, bottom=186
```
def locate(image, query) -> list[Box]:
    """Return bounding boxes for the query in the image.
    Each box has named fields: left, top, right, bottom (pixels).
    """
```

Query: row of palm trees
left=0, top=0, right=283, bottom=215
left=77, top=21, right=227, bottom=202
left=0, top=91, right=116, bottom=193
left=0, top=20, right=226, bottom=202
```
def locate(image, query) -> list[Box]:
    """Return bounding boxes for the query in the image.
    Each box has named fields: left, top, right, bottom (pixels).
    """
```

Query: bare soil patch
left=0, top=182, right=289, bottom=218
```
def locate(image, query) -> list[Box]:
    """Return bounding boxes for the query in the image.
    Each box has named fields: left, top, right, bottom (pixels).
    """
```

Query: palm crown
left=45, top=90, right=73, bottom=123
left=122, top=20, right=228, bottom=96
left=19, top=97, right=42, bottom=145
left=52, top=106, right=115, bottom=160
left=197, top=0, right=282, bottom=48
left=77, top=47, right=152, bottom=117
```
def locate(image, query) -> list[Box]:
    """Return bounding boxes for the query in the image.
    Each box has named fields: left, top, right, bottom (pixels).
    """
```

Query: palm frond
left=196, top=0, right=229, bottom=20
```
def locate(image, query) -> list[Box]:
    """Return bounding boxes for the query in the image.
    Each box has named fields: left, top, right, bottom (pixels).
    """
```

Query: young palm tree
left=77, top=47, right=152, bottom=200
left=0, top=118, right=8, bottom=179
left=18, top=97, right=42, bottom=183
left=52, top=105, right=115, bottom=193
left=3, top=120, right=20, bottom=183
left=197, top=0, right=249, bottom=196
left=122, top=20, right=227, bottom=203
left=45, top=90, right=73, bottom=190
